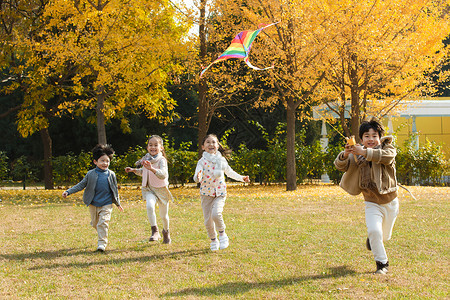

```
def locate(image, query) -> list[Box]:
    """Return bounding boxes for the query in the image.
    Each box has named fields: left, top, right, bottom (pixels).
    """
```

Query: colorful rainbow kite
left=200, top=22, right=278, bottom=78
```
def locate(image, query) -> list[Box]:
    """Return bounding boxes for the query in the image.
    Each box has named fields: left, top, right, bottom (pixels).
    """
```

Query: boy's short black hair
left=359, top=118, right=385, bottom=139
left=92, top=144, right=115, bottom=161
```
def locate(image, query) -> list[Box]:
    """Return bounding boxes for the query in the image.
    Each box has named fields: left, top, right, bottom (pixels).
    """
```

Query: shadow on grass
left=5, top=248, right=210, bottom=270
left=162, top=265, right=357, bottom=297
left=0, top=248, right=92, bottom=261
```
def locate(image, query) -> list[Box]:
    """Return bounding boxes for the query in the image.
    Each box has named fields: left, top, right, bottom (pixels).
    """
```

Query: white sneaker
left=219, top=234, right=229, bottom=250
left=97, top=245, right=106, bottom=252
left=210, top=239, right=219, bottom=251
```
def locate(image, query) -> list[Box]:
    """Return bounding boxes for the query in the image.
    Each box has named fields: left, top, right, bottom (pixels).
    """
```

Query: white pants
left=89, top=204, right=113, bottom=248
left=142, top=188, right=169, bottom=230
left=365, top=198, right=399, bottom=264
left=201, top=195, right=226, bottom=240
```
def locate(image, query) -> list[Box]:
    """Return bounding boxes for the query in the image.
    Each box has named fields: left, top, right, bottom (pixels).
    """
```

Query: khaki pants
left=89, top=204, right=113, bottom=248
left=201, top=195, right=226, bottom=240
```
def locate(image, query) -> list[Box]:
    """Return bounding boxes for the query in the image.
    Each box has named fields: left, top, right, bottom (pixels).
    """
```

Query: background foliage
left=1, top=125, right=447, bottom=187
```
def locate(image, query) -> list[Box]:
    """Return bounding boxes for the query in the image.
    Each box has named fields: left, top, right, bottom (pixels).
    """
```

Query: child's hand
left=62, top=191, right=68, bottom=198
left=342, top=144, right=353, bottom=158
left=243, top=176, right=250, bottom=183
left=352, top=144, right=367, bottom=156
left=117, top=205, right=124, bottom=212
left=197, top=170, right=203, bottom=182
left=142, top=160, right=156, bottom=172
left=125, top=167, right=134, bottom=173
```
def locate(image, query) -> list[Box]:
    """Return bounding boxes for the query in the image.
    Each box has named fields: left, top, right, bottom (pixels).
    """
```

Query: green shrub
left=11, top=156, right=39, bottom=186
left=52, top=151, right=91, bottom=186
left=297, top=140, right=324, bottom=184
left=23, top=124, right=450, bottom=188
left=112, top=145, right=147, bottom=183
left=165, top=141, right=197, bottom=186
left=0, top=151, right=9, bottom=180
left=323, top=142, right=344, bottom=184
left=397, top=136, right=449, bottom=186
left=232, top=144, right=267, bottom=184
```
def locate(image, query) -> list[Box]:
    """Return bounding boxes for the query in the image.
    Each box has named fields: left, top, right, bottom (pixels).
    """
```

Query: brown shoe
left=162, top=229, right=171, bottom=244
left=149, top=226, right=160, bottom=241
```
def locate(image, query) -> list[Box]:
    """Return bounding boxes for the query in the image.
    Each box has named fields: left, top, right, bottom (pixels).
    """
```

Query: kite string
left=271, top=72, right=348, bottom=140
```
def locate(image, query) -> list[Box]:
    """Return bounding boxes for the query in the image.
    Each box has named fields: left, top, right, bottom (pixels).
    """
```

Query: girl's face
left=147, top=137, right=162, bottom=156
left=94, top=154, right=110, bottom=170
left=361, top=128, right=380, bottom=149
left=202, top=136, right=219, bottom=154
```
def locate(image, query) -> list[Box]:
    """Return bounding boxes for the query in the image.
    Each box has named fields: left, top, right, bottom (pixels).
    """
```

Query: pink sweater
left=135, top=157, right=169, bottom=188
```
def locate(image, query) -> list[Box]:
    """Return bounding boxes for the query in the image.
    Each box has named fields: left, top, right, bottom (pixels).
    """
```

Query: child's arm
left=193, top=161, right=203, bottom=183
left=353, top=144, right=396, bottom=165
left=150, top=159, right=169, bottom=180
left=224, top=164, right=248, bottom=183
left=342, top=143, right=352, bottom=159
left=62, top=173, right=89, bottom=197
left=125, top=166, right=143, bottom=177
left=334, top=146, right=352, bottom=172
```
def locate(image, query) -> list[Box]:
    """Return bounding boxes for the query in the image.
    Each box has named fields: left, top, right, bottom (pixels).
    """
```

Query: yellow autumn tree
left=206, top=0, right=332, bottom=190
left=0, top=0, right=56, bottom=188
left=1, top=0, right=191, bottom=188
left=181, top=0, right=256, bottom=154
left=16, top=0, right=190, bottom=145
left=204, top=0, right=449, bottom=190
left=313, top=0, right=450, bottom=139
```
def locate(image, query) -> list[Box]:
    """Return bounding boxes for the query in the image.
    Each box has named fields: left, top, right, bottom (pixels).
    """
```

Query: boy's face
left=94, top=154, right=110, bottom=170
left=361, top=128, right=380, bottom=149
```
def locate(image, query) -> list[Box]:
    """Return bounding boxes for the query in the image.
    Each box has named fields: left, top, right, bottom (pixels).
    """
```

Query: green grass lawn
left=0, top=185, right=448, bottom=299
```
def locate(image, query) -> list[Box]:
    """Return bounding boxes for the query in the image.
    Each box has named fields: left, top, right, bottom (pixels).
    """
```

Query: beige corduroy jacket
left=334, top=136, right=398, bottom=204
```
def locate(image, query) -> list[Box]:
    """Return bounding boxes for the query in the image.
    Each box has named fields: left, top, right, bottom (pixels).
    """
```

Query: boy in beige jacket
left=334, top=118, right=399, bottom=275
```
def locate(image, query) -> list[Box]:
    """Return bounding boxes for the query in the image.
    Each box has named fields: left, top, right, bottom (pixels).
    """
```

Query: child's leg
left=211, top=195, right=226, bottom=233
left=365, top=201, right=388, bottom=264
left=142, top=188, right=158, bottom=226
left=201, top=195, right=217, bottom=239
left=89, top=205, right=99, bottom=230
left=382, top=198, right=399, bottom=241
left=96, top=204, right=113, bottom=249
left=158, top=201, right=170, bottom=231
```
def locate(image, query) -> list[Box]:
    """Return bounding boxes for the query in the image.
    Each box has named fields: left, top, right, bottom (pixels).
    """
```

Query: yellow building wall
left=384, top=116, right=450, bottom=158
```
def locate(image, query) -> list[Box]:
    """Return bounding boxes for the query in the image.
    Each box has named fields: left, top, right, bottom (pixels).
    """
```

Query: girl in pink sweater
left=125, top=135, right=173, bottom=244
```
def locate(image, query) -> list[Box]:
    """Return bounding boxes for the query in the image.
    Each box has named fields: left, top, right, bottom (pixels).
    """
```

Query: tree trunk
left=197, top=0, right=208, bottom=156
left=40, top=128, right=54, bottom=189
left=286, top=99, right=297, bottom=191
left=349, top=54, right=360, bottom=142
left=96, top=90, right=107, bottom=145
left=197, top=80, right=208, bottom=157
left=350, top=95, right=360, bottom=142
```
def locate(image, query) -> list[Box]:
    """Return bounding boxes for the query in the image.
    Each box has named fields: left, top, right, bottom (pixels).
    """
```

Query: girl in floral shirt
left=194, top=134, right=250, bottom=251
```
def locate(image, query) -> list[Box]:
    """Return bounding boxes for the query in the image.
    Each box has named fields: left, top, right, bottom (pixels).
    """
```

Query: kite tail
left=200, top=63, right=215, bottom=78
left=258, top=21, right=280, bottom=30
left=244, top=57, right=274, bottom=71
left=398, top=184, right=417, bottom=200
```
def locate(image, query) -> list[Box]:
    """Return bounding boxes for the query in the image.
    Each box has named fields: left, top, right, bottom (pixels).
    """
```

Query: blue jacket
left=65, top=168, right=121, bottom=207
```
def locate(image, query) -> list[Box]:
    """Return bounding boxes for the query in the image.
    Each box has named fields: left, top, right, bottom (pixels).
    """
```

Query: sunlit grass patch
left=0, top=185, right=448, bottom=299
